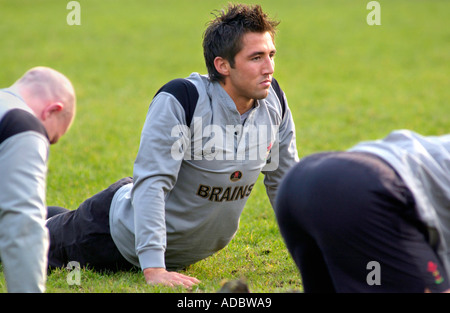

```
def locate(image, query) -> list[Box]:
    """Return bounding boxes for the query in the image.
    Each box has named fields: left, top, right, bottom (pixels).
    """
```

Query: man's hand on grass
left=143, top=267, right=200, bottom=288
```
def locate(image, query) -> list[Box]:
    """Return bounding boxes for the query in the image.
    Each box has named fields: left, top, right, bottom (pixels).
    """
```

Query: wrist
left=143, top=267, right=165, bottom=273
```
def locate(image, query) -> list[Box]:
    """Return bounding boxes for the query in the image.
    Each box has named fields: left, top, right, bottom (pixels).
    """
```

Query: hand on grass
left=143, top=267, right=200, bottom=288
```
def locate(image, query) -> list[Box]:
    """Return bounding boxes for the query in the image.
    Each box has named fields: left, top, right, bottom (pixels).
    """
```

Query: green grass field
left=0, top=0, right=448, bottom=293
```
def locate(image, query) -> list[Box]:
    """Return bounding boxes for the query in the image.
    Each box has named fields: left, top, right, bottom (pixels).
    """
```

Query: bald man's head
left=12, top=67, right=76, bottom=144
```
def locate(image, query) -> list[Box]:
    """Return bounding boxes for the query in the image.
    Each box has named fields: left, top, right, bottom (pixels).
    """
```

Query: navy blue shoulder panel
left=271, top=78, right=287, bottom=119
left=154, top=78, right=200, bottom=126
left=0, top=109, right=49, bottom=145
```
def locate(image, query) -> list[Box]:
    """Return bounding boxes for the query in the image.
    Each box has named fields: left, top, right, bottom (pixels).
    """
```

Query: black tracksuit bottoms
left=46, top=177, right=137, bottom=272
left=275, top=151, right=449, bottom=293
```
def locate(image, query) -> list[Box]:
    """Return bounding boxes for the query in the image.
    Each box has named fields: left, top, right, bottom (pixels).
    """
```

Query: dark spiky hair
left=202, top=3, right=280, bottom=82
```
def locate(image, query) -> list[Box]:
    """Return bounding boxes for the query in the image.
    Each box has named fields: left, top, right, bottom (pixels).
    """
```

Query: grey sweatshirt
left=110, top=73, right=299, bottom=270
left=0, top=89, right=49, bottom=292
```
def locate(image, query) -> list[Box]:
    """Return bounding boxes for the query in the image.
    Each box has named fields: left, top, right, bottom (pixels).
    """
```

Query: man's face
left=224, top=31, right=276, bottom=106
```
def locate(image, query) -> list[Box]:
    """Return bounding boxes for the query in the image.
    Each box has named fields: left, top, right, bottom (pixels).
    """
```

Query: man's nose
left=263, top=56, right=274, bottom=75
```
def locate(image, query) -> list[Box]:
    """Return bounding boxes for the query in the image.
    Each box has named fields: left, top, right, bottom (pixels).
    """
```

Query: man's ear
left=214, top=56, right=231, bottom=77
left=41, top=102, right=63, bottom=120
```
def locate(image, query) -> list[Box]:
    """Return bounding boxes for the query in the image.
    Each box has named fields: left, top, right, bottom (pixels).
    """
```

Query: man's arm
left=131, top=90, right=199, bottom=287
left=263, top=92, right=299, bottom=207
left=0, top=132, right=49, bottom=292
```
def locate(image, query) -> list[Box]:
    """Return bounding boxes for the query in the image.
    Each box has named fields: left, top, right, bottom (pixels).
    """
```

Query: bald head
left=12, top=67, right=76, bottom=144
